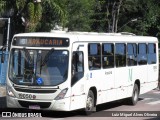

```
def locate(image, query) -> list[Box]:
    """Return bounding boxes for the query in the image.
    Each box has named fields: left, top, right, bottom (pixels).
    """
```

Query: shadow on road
left=0, top=98, right=140, bottom=118
left=2, top=97, right=159, bottom=119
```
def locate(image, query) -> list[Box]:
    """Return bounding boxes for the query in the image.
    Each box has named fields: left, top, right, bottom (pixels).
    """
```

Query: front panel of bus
left=6, top=36, right=73, bottom=111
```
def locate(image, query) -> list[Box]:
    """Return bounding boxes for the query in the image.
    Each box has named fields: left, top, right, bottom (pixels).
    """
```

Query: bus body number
left=18, top=93, right=36, bottom=99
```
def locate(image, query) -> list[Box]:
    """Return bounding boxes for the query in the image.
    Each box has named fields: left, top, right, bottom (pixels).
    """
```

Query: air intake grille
left=18, top=100, right=51, bottom=108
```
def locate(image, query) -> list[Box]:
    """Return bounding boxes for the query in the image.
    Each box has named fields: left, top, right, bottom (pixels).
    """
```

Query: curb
left=0, top=86, right=6, bottom=97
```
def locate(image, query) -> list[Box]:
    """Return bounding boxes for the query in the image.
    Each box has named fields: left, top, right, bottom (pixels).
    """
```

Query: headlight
left=7, top=86, right=15, bottom=97
left=54, top=88, right=68, bottom=100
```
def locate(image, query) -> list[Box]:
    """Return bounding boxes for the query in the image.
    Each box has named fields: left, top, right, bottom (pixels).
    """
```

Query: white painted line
left=51, top=118, right=64, bottom=120
left=153, top=91, right=160, bottom=94
left=147, top=100, right=160, bottom=105
left=141, top=98, right=153, bottom=101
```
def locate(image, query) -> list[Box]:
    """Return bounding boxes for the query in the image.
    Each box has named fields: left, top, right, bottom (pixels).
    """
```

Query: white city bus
left=6, top=32, right=159, bottom=114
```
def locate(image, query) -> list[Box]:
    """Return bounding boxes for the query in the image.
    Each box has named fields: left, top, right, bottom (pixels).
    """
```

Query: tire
left=128, top=84, right=139, bottom=105
left=84, top=90, right=96, bottom=115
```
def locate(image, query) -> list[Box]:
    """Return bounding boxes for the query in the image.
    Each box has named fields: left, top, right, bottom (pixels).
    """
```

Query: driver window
left=71, top=51, right=84, bottom=86
left=72, top=51, right=84, bottom=74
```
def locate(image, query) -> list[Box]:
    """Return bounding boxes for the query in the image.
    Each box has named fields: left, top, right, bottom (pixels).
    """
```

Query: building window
left=148, top=43, right=156, bottom=64
left=102, top=43, right=114, bottom=68
left=115, top=43, right=126, bottom=67
left=88, top=43, right=101, bottom=70
left=138, top=43, right=147, bottom=65
left=127, top=43, right=137, bottom=66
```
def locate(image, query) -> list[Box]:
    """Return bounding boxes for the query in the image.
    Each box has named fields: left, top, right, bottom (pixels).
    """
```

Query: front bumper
left=7, top=96, right=71, bottom=111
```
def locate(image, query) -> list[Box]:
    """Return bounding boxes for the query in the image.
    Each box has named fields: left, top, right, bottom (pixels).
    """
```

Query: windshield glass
left=9, top=48, right=69, bottom=86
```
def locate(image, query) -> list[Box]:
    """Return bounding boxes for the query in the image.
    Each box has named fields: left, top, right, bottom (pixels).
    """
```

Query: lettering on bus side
left=105, top=71, right=112, bottom=75
left=153, top=66, right=157, bottom=72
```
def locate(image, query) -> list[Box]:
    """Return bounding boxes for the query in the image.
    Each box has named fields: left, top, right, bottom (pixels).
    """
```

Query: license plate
left=29, top=105, right=40, bottom=110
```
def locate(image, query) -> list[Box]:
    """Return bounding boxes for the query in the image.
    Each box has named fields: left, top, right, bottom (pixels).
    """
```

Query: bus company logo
left=19, top=39, right=27, bottom=45
left=2, top=112, right=11, bottom=117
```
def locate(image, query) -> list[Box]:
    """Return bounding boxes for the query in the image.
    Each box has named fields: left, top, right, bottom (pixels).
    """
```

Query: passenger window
left=127, top=43, right=137, bottom=66
left=148, top=43, right=156, bottom=64
left=88, top=43, right=101, bottom=70
left=115, top=43, right=126, bottom=67
left=102, top=43, right=114, bottom=68
left=138, top=43, right=147, bottom=65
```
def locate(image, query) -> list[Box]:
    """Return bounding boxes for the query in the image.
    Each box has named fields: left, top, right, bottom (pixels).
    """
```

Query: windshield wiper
left=41, top=48, right=54, bottom=66
left=39, top=48, right=54, bottom=75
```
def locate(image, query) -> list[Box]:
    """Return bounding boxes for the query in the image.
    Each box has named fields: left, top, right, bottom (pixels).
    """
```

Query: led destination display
left=13, top=37, right=69, bottom=47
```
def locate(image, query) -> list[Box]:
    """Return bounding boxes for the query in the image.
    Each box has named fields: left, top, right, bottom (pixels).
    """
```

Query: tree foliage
left=37, top=0, right=67, bottom=32
left=91, top=0, right=123, bottom=32
left=0, top=0, right=65, bottom=33
left=0, top=0, right=160, bottom=37
left=66, top=0, right=95, bottom=31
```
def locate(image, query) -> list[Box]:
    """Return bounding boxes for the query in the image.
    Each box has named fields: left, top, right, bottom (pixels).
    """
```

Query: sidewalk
left=0, top=86, right=6, bottom=108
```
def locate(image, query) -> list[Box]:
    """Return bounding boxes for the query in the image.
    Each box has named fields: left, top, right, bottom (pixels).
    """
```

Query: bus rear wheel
left=128, top=84, right=139, bottom=105
left=84, top=90, right=95, bottom=115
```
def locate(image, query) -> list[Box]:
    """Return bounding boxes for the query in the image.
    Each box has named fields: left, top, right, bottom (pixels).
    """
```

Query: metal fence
left=0, top=51, right=9, bottom=85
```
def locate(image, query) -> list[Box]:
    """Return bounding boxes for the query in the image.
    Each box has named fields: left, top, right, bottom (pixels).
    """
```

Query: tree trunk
left=115, top=0, right=123, bottom=33
left=111, top=2, right=116, bottom=32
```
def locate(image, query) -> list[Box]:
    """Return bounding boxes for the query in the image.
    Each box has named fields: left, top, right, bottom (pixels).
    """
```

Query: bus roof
left=13, top=32, right=158, bottom=43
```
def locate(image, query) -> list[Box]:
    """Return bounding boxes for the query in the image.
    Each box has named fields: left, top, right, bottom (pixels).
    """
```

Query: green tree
left=0, top=0, right=65, bottom=33
left=117, top=0, right=160, bottom=36
left=138, top=0, right=160, bottom=36
left=66, top=0, right=95, bottom=31
left=37, top=0, right=67, bottom=32
left=91, top=0, right=123, bottom=32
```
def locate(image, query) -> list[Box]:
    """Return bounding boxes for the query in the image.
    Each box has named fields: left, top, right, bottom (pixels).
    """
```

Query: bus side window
left=88, top=43, right=101, bottom=70
left=102, top=43, right=114, bottom=68
left=148, top=43, right=156, bottom=64
left=127, top=43, right=137, bottom=66
left=71, top=51, right=84, bottom=86
left=138, top=43, right=147, bottom=65
left=115, top=43, right=126, bottom=67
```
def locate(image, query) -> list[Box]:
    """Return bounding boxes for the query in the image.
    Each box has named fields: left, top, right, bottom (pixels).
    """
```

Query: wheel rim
left=133, top=88, right=138, bottom=102
left=86, top=96, right=93, bottom=111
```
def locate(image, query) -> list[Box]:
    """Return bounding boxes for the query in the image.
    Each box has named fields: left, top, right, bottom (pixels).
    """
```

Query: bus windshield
left=9, top=48, right=69, bottom=86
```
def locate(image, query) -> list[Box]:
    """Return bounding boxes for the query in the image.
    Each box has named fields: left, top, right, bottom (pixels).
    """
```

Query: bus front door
left=70, top=44, right=86, bottom=110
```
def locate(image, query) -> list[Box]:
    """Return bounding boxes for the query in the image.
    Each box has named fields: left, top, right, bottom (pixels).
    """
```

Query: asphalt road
left=0, top=89, right=160, bottom=120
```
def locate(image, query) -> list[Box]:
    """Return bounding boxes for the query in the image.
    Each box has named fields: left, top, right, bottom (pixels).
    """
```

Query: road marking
left=152, top=91, right=160, bottom=94
left=140, top=98, right=153, bottom=101
left=51, top=118, right=64, bottom=120
left=147, top=100, right=160, bottom=105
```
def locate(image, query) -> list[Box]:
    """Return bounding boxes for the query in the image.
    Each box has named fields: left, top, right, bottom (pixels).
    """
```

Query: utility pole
left=0, top=18, right=10, bottom=52
left=0, top=18, right=10, bottom=86
left=117, top=18, right=138, bottom=32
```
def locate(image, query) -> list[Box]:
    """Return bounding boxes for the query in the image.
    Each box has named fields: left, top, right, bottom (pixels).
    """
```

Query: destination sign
left=13, top=37, right=69, bottom=47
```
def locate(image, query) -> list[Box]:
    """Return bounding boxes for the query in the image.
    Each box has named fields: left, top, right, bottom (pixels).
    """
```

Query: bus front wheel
left=128, top=84, right=139, bottom=105
left=84, top=90, right=96, bottom=115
